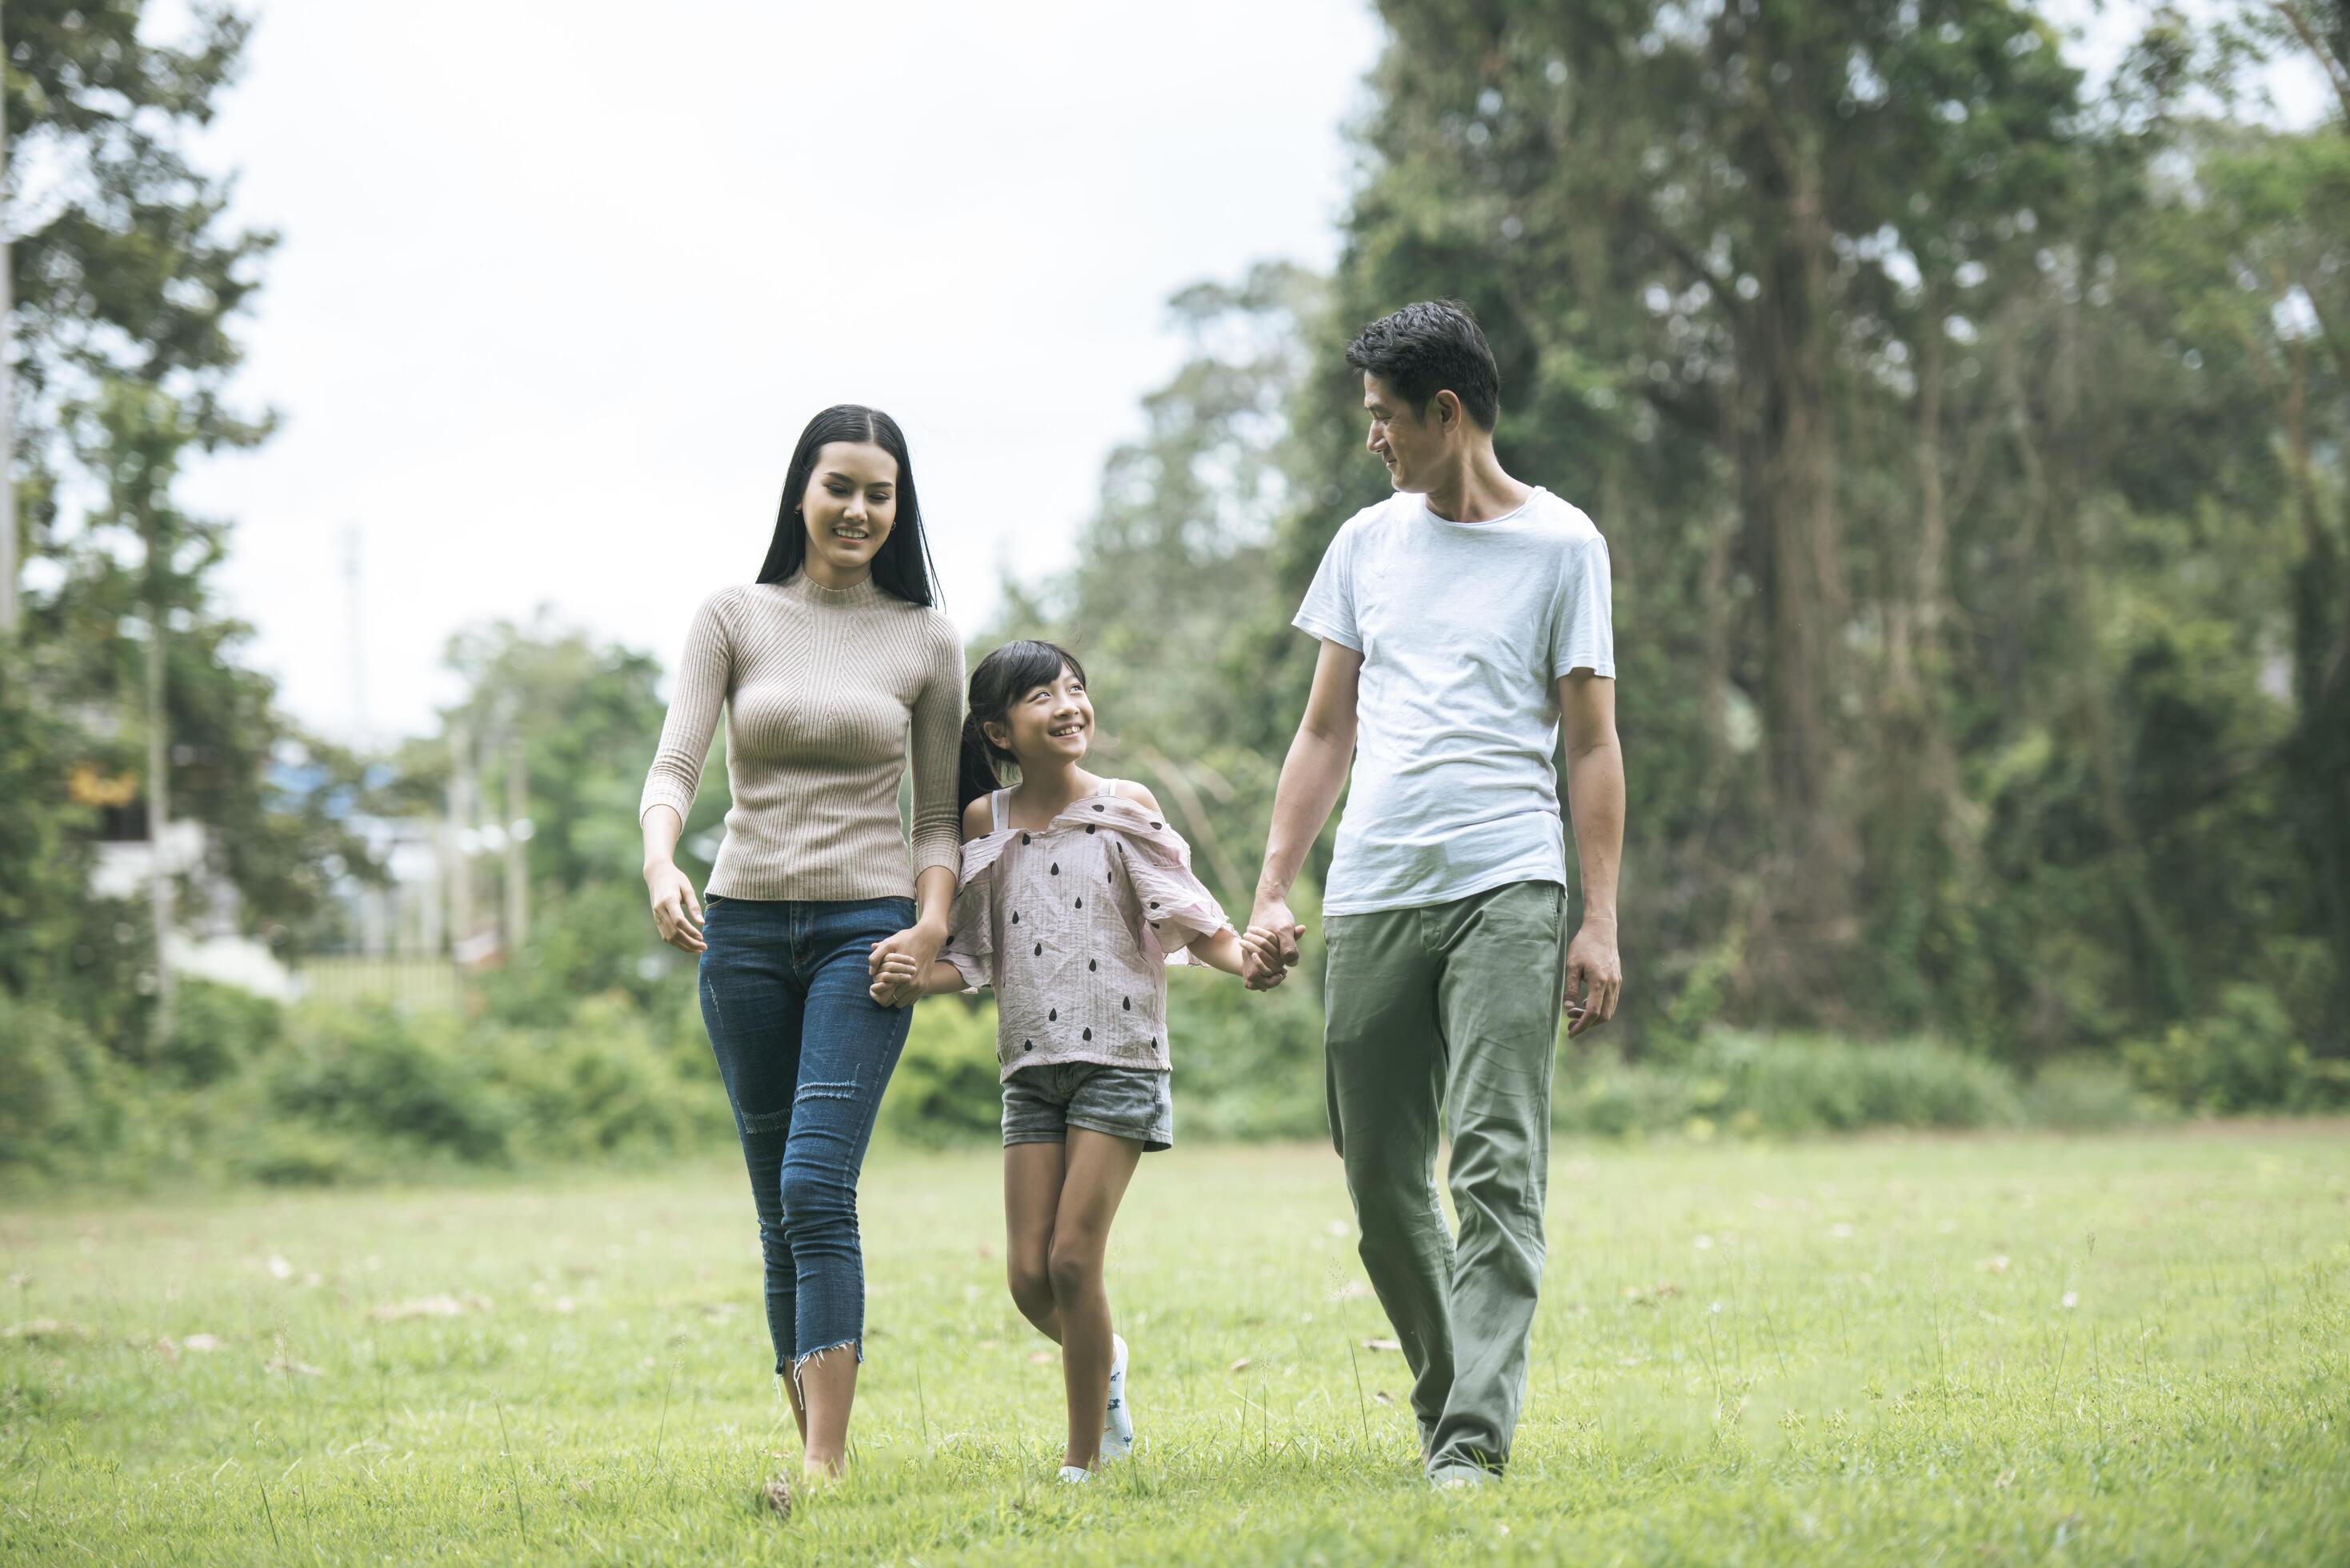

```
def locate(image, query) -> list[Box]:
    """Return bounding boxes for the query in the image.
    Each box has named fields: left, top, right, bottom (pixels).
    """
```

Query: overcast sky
left=162, top=1, right=2321, bottom=747
left=170, top=0, right=1387, bottom=744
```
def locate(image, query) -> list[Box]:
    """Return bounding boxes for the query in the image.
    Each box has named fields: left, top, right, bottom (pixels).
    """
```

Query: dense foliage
left=5, top=4, right=2345, bottom=1188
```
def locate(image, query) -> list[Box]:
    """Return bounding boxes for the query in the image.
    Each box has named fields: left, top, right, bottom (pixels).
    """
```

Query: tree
left=986, top=262, right=1327, bottom=900
left=4, top=4, right=367, bottom=1043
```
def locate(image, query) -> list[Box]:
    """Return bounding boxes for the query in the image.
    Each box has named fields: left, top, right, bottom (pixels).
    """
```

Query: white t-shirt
left=1293, top=486, right=1614, bottom=916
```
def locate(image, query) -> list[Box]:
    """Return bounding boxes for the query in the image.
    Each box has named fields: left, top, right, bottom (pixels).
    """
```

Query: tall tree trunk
left=142, top=510, right=174, bottom=1048
left=503, top=734, right=530, bottom=952
left=2044, top=261, right=2186, bottom=1024
left=1737, top=124, right=1856, bottom=1011
left=2279, top=333, right=2350, bottom=1049
left=0, top=1, right=16, bottom=646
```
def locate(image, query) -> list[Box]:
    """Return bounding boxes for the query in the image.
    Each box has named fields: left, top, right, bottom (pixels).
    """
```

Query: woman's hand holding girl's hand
left=868, top=952, right=927, bottom=1005
left=646, top=862, right=706, bottom=954
left=867, top=921, right=946, bottom=1008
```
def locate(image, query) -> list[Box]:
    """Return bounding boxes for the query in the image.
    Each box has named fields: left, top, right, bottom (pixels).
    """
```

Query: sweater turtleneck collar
left=779, top=571, right=884, bottom=608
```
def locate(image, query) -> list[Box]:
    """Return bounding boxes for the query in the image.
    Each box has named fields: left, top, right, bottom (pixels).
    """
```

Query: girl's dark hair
left=756, top=404, right=941, bottom=606
left=959, top=640, right=1087, bottom=811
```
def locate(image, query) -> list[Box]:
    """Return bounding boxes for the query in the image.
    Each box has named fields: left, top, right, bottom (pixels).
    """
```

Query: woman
left=639, top=404, right=962, bottom=1494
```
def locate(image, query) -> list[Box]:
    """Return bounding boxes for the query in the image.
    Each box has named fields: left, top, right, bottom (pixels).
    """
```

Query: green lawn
left=4, top=1128, right=2346, bottom=1565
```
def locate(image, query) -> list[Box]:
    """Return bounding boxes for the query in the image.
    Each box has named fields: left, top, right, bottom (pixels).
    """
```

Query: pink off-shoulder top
left=943, top=780, right=1230, bottom=1082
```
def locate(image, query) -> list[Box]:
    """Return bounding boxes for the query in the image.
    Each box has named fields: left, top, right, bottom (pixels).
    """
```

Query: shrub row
left=6, top=974, right=2340, bottom=1190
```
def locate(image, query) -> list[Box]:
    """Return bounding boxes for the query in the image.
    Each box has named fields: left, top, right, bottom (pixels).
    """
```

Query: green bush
left=159, top=978, right=284, bottom=1086
left=2023, top=1057, right=2159, bottom=1130
left=880, top=997, right=1003, bottom=1147
left=1557, top=1030, right=2024, bottom=1139
left=2122, top=984, right=2350, bottom=1114
left=486, top=993, right=729, bottom=1160
left=473, top=881, right=699, bottom=1039
left=0, top=994, right=119, bottom=1175
left=269, top=1003, right=522, bottom=1164
left=233, top=1123, right=376, bottom=1187
left=1161, top=961, right=1328, bottom=1141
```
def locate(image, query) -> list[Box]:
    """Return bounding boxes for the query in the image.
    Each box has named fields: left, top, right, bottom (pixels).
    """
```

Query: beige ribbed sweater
left=639, top=574, right=965, bottom=902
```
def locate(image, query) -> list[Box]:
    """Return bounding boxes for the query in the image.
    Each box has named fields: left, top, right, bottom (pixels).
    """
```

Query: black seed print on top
left=1088, top=959, right=1097, bottom=972
left=1049, top=1008, right=1057, bottom=1022
left=1023, top=1039, right=1031, bottom=1051
left=1093, top=803, right=1105, bottom=813
left=1149, top=901, right=1159, bottom=910
left=1022, top=833, right=1031, bottom=845
left=1082, top=1027, right=1092, bottom=1042
left=1034, top=942, right=1043, bottom=956
left=1075, top=897, right=1083, bottom=910
left=1086, top=826, right=1095, bottom=834
left=1012, top=910, right=1020, bottom=925
left=1123, top=997, right=1131, bottom=1010
left=1150, top=821, right=1160, bottom=830
left=1051, top=862, right=1059, bottom=875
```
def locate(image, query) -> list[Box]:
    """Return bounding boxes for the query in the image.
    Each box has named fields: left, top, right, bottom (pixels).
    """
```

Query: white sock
left=1103, top=1333, right=1133, bottom=1458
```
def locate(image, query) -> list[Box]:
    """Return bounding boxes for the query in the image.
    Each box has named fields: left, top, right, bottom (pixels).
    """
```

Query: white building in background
left=90, top=819, right=297, bottom=1001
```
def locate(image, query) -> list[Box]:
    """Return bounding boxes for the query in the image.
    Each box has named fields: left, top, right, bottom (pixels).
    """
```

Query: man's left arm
left=1558, top=670, right=1623, bottom=1036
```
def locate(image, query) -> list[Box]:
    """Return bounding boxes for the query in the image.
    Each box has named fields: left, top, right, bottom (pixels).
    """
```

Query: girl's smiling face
left=987, top=663, right=1092, bottom=770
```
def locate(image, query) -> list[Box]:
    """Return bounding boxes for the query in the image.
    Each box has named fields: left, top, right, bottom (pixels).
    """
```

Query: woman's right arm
left=641, top=594, right=731, bottom=954
left=643, top=804, right=703, bottom=953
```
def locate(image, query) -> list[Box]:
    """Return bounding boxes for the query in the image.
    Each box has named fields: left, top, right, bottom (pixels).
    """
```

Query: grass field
left=4, top=1127, right=2347, bottom=1565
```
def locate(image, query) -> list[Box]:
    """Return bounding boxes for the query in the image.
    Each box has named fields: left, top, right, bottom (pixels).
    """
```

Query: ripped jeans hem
left=783, top=1336, right=863, bottom=1394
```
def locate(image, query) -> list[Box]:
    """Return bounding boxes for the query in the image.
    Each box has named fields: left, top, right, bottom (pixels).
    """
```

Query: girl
left=870, top=641, right=1288, bottom=1482
left=640, top=404, right=963, bottom=1502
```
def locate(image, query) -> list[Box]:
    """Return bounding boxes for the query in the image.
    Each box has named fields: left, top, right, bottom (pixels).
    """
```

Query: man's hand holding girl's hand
left=1238, top=918, right=1307, bottom=990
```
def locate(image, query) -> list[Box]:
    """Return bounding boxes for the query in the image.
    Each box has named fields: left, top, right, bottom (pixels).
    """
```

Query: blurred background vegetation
left=4, top=0, right=2346, bottom=1190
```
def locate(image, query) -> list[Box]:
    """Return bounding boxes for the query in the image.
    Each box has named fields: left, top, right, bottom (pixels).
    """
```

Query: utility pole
left=446, top=719, right=474, bottom=960
left=2, top=3, right=19, bottom=642
left=142, top=503, right=174, bottom=1046
left=503, top=734, right=528, bottom=950
left=345, top=523, right=369, bottom=744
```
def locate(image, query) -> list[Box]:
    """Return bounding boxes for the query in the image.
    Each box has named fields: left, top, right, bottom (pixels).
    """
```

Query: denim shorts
left=1003, top=1061, right=1173, bottom=1152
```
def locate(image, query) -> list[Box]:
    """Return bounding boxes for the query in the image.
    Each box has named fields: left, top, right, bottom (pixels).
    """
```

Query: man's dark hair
left=1345, top=300, right=1500, bottom=430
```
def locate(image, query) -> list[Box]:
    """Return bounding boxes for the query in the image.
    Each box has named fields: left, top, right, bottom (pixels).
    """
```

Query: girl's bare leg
left=1005, top=1142, right=1067, bottom=1340
left=1049, top=1128, right=1144, bottom=1470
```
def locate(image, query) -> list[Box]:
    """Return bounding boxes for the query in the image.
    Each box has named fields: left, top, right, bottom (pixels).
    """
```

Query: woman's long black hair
left=959, top=640, right=1087, bottom=812
left=756, top=404, right=941, bottom=606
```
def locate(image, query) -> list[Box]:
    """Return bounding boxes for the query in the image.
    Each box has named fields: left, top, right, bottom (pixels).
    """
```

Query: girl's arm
left=1187, top=926, right=1248, bottom=977
left=1191, top=924, right=1303, bottom=978
left=870, top=796, right=998, bottom=1006
left=869, top=956, right=974, bottom=1003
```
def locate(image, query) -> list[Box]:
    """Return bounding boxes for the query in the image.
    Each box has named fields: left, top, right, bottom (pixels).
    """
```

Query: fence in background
left=292, top=956, right=464, bottom=1012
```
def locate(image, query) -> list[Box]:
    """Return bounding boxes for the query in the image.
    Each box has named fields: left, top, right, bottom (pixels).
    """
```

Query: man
left=1245, top=300, right=1624, bottom=1489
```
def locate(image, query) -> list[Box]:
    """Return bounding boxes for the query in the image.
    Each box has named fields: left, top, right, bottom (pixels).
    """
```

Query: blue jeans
left=698, top=894, right=915, bottom=1374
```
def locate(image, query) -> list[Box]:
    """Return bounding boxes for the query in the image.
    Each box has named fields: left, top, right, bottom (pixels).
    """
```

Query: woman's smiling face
left=797, top=441, right=899, bottom=582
